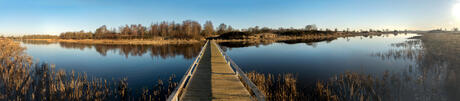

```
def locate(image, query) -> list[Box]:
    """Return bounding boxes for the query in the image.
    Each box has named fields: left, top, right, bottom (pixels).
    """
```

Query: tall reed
left=0, top=39, right=177, bottom=100
left=246, top=71, right=299, bottom=100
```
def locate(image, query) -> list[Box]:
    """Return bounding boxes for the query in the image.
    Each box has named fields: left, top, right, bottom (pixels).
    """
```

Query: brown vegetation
left=246, top=71, right=299, bottom=100
left=245, top=33, right=459, bottom=101
left=16, top=21, right=394, bottom=45
left=0, top=39, right=177, bottom=100
left=21, top=35, right=59, bottom=39
left=58, top=20, right=215, bottom=40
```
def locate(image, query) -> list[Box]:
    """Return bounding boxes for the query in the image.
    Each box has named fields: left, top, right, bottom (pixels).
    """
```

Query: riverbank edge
left=20, top=33, right=389, bottom=45
left=21, top=39, right=203, bottom=45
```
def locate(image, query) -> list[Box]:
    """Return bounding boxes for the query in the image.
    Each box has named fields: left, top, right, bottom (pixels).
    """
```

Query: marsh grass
left=4, top=33, right=457, bottom=100
left=246, top=71, right=299, bottom=100
left=0, top=39, right=177, bottom=100
left=247, top=70, right=446, bottom=101
left=314, top=72, right=382, bottom=101
left=245, top=34, right=454, bottom=101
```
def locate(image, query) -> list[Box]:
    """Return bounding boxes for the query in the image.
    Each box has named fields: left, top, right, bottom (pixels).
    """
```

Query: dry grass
left=0, top=39, right=177, bottom=100
left=247, top=71, right=445, bottom=101
left=246, top=71, right=299, bottom=101
left=314, top=72, right=382, bottom=101
left=246, top=71, right=383, bottom=101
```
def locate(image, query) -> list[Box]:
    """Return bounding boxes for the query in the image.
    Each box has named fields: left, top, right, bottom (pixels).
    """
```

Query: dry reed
left=246, top=71, right=299, bottom=101
left=0, top=39, right=177, bottom=100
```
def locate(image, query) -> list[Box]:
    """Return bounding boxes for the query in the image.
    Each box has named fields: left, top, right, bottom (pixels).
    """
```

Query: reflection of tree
left=149, top=44, right=202, bottom=59
left=59, top=43, right=93, bottom=50
left=58, top=42, right=202, bottom=59
left=277, top=38, right=336, bottom=45
left=218, top=37, right=337, bottom=48
left=21, top=40, right=57, bottom=45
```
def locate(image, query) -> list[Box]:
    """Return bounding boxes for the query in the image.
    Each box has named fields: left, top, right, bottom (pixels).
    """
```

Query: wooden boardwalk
left=180, top=41, right=252, bottom=101
left=167, top=40, right=264, bottom=101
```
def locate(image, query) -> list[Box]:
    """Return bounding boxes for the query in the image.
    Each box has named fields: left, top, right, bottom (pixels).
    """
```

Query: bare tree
left=95, top=25, right=108, bottom=39
left=202, top=21, right=214, bottom=36
left=305, top=24, right=317, bottom=31
left=227, top=25, right=234, bottom=32
left=217, top=23, right=227, bottom=35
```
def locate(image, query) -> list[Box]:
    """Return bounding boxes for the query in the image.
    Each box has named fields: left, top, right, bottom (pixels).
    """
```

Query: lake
left=22, top=33, right=458, bottom=100
left=219, top=34, right=420, bottom=87
left=21, top=41, right=203, bottom=89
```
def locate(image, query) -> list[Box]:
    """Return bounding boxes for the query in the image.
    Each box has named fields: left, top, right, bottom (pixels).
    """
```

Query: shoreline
left=213, top=34, right=352, bottom=43
left=21, top=39, right=203, bottom=45
left=20, top=32, right=393, bottom=45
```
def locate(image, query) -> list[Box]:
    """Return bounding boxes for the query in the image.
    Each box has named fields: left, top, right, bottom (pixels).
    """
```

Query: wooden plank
left=180, top=41, right=252, bottom=101
left=168, top=41, right=209, bottom=101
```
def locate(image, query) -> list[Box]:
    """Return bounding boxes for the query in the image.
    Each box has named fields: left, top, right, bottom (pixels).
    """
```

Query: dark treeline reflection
left=20, top=39, right=57, bottom=45
left=22, top=40, right=203, bottom=59
left=59, top=43, right=203, bottom=59
left=277, top=37, right=337, bottom=47
left=218, top=37, right=337, bottom=48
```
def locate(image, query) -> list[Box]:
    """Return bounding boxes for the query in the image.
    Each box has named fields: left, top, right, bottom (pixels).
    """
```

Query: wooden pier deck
left=167, top=41, right=264, bottom=101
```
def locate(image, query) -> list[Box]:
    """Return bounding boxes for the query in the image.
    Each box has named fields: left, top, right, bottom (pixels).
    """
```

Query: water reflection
left=20, top=40, right=203, bottom=89
left=20, top=33, right=460, bottom=100
left=219, top=33, right=446, bottom=100
left=276, top=37, right=336, bottom=46
left=22, top=40, right=203, bottom=59
left=372, top=39, right=423, bottom=61
left=218, top=37, right=337, bottom=48
left=60, top=43, right=202, bottom=59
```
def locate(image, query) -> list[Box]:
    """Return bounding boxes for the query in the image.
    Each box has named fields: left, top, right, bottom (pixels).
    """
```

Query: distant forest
left=19, top=20, right=389, bottom=40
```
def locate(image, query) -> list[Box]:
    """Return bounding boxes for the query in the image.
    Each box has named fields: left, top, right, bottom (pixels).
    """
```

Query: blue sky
left=1, top=0, right=459, bottom=35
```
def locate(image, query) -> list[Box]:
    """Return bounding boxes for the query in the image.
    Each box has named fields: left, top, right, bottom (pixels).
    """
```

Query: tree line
left=59, top=20, right=230, bottom=40
left=19, top=20, right=403, bottom=40
left=55, top=21, right=341, bottom=40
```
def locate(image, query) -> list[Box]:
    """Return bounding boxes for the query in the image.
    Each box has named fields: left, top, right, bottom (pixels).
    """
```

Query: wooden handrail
left=213, top=41, right=266, bottom=101
left=167, top=40, right=209, bottom=101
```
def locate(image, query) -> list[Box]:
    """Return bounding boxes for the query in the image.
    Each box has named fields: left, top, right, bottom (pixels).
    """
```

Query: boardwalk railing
left=167, top=40, right=266, bottom=101
left=213, top=41, right=266, bottom=101
left=167, top=40, right=209, bottom=101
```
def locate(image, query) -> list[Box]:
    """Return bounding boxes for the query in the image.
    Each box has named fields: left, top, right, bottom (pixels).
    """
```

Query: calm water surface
left=21, top=33, right=460, bottom=100
left=20, top=34, right=419, bottom=90
left=220, top=34, right=420, bottom=87
left=21, top=42, right=203, bottom=89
